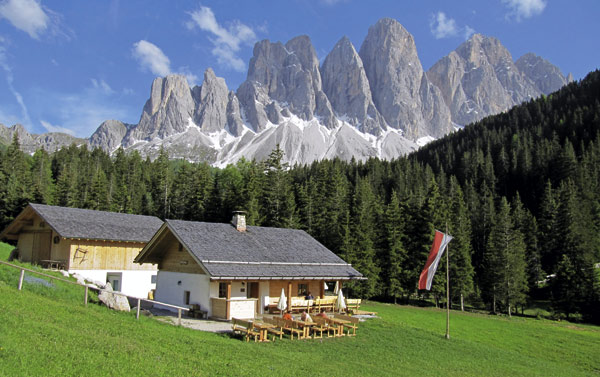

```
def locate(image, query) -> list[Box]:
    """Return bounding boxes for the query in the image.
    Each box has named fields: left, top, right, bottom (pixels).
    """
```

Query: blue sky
left=0, top=0, right=598, bottom=137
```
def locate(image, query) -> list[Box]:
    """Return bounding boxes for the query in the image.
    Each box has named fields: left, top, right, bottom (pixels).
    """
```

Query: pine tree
left=384, top=191, right=408, bottom=303
left=260, top=145, right=296, bottom=228
left=448, top=177, right=475, bottom=310
left=484, top=197, right=528, bottom=315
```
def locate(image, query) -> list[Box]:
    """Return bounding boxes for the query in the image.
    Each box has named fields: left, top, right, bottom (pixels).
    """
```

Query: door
left=247, top=282, right=260, bottom=315
left=107, top=273, right=123, bottom=292
left=32, top=231, right=51, bottom=263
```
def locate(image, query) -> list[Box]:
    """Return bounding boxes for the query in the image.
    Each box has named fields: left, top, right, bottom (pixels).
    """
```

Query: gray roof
left=163, top=219, right=362, bottom=279
left=29, top=203, right=163, bottom=243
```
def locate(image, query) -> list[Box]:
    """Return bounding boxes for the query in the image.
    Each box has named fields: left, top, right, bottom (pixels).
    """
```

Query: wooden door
left=32, top=231, right=51, bottom=263
left=248, top=282, right=259, bottom=298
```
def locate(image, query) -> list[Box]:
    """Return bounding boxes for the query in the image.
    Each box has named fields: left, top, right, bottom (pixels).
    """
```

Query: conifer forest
left=1, top=71, right=599, bottom=323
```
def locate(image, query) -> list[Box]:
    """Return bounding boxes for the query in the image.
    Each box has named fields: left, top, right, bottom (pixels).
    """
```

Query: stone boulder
left=98, top=282, right=130, bottom=312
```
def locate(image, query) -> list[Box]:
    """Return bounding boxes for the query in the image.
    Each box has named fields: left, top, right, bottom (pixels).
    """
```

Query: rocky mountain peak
left=359, top=17, right=451, bottom=138
left=193, top=68, right=230, bottom=133
left=515, top=52, right=573, bottom=94
left=321, top=35, right=386, bottom=135
left=123, top=74, right=195, bottom=147
left=427, top=33, right=544, bottom=126
left=89, top=120, right=128, bottom=152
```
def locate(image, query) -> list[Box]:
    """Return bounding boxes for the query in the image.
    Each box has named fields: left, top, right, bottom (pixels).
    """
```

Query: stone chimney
left=231, top=211, right=247, bottom=232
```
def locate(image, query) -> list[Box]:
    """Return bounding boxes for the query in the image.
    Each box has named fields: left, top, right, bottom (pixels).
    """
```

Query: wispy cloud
left=40, top=120, right=74, bottom=135
left=91, top=78, right=114, bottom=95
left=0, top=0, right=48, bottom=39
left=0, top=0, right=70, bottom=40
left=131, top=40, right=199, bottom=84
left=132, top=40, right=171, bottom=77
left=464, top=25, right=475, bottom=40
left=430, top=12, right=476, bottom=41
left=502, top=0, right=546, bottom=21
left=186, top=6, right=257, bottom=72
left=0, top=42, right=31, bottom=126
left=430, top=12, right=458, bottom=39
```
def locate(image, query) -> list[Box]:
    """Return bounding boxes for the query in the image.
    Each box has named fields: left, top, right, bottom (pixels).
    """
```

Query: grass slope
left=0, top=242, right=598, bottom=376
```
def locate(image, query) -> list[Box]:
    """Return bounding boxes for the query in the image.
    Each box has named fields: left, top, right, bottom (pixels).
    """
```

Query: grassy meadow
left=0, top=242, right=599, bottom=376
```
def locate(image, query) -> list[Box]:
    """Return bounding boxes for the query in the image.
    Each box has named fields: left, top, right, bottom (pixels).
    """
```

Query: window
left=184, top=291, right=191, bottom=305
left=151, top=274, right=157, bottom=284
left=178, top=242, right=183, bottom=252
left=218, top=282, right=228, bottom=298
left=297, top=283, right=308, bottom=296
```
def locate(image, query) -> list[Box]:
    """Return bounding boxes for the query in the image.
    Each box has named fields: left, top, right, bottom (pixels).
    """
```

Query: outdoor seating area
left=230, top=313, right=361, bottom=342
left=267, top=296, right=361, bottom=314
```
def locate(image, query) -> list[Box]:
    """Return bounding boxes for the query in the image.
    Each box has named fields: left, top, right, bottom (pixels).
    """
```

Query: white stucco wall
left=154, top=271, right=211, bottom=314
left=69, top=269, right=157, bottom=298
left=69, top=269, right=156, bottom=298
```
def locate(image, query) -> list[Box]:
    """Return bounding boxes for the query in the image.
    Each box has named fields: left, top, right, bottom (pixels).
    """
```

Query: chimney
left=231, top=211, right=247, bottom=232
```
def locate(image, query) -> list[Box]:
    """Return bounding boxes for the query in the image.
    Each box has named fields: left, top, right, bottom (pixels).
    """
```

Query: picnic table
left=253, top=321, right=276, bottom=342
left=327, top=317, right=350, bottom=337
left=40, top=260, right=65, bottom=270
left=294, top=319, right=317, bottom=339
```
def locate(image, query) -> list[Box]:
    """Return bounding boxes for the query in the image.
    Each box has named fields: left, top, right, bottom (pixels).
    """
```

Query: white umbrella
left=277, top=288, right=287, bottom=314
left=333, top=281, right=340, bottom=294
left=336, top=289, right=346, bottom=313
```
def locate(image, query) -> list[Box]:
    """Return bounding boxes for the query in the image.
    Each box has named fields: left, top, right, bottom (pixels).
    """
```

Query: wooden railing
left=0, top=260, right=189, bottom=325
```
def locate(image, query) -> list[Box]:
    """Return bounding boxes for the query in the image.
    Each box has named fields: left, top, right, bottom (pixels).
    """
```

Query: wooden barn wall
left=69, top=240, right=156, bottom=271
left=158, top=235, right=205, bottom=274
left=268, top=280, right=321, bottom=298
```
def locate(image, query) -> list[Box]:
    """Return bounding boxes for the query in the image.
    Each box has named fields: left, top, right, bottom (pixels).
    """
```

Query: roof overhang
left=0, top=204, right=61, bottom=241
left=134, top=222, right=210, bottom=276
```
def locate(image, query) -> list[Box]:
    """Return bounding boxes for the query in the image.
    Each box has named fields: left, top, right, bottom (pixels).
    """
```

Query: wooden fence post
left=136, top=298, right=141, bottom=320
left=84, top=286, right=89, bottom=306
left=18, top=269, right=24, bottom=290
left=178, top=308, right=182, bottom=326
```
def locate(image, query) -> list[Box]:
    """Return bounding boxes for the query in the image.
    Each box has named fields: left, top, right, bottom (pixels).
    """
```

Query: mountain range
left=1, top=18, right=571, bottom=165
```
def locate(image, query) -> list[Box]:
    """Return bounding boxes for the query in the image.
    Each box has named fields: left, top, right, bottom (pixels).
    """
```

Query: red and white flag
left=419, top=230, right=453, bottom=290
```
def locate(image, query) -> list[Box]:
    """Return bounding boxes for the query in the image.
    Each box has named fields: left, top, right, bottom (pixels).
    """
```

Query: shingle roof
left=29, top=203, right=163, bottom=243
left=163, top=219, right=362, bottom=279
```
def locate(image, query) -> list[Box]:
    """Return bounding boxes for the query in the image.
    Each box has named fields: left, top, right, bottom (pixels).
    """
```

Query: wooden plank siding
left=269, top=280, right=322, bottom=298
left=69, top=240, right=155, bottom=271
left=157, top=233, right=205, bottom=274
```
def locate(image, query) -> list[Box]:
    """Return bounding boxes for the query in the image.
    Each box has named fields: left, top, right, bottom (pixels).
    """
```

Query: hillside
left=0, top=243, right=598, bottom=376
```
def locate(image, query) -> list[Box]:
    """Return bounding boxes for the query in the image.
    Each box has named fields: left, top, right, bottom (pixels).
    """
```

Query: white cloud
left=40, top=120, right=74, bottom=135
left=464, top=25, right=475, bottom=40
left=91, top=78, right=114, bottom=95
left=502, top=0, right=546, bottom=21
left=186, top=6, right=257, bottom=72
left=430, top=12, right=458, bottom=39
left=320, top=0, right=347, bottom=5
left=0, top=43, right=31, bottom=126
left=132, top=40, right=171, bottom=77
left=0, top=0, right=48, bottom=39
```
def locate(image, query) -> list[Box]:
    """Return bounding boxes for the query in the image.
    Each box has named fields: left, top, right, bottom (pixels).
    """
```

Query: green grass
left=0, top=242, right=599, bottom=376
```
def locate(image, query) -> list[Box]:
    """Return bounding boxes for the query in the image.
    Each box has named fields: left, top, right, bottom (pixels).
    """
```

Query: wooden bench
left=290, top=297, right=312, bottom=313
left=345, top=299, right=362, bottom=314
left=277, top=318, right=304, bottom=340
left=333, top=314, right=359, bottom=336
left=314, top=297, right=336, bottom=312
left=262, top=316, right=284, bottom=340
left=311, top=316, right=332, bottom=338
left=231, top=318, right=260, bottom=342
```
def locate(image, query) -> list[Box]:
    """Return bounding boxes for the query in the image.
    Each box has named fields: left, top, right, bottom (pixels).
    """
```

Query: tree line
left=1, top=71, right=599, bottom=323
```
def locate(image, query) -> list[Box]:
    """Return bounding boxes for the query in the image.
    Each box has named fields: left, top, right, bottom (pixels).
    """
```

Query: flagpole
left=445, top=223, right=450, bottom=340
